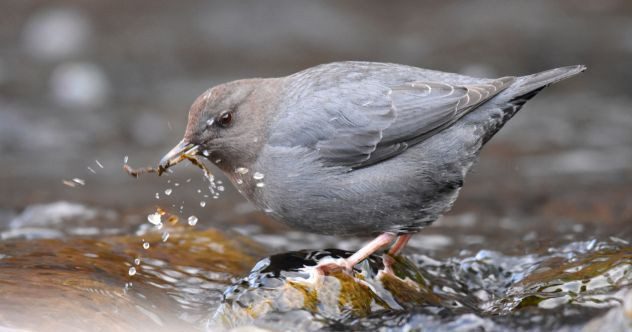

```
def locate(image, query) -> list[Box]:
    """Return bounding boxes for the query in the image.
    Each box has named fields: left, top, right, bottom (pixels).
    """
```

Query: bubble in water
left=72, top=178, right=86, bottom=186
left=186, top=178, right=191, bottom=183
left=236, top=179, right=243, bottom=184
left=147, top=212, right=161, bottom=225
left=215, top=159, right=222, bottom=164
left=128, top=267, right=136, bottom=276
left=264, top=208, right=274, bottom=213
left=200, top=201, right=206, bottom=207
left=206, top=119, right=214, bottom=126
left=253, top=172, right=264, bottom=180
left=217, top=186, right=225, bottom=192
left=256, top=182, right=265, bottom=188
left=87, top=166, right=96, bottom=174
left=164, top=188, right=172, bottom=195
left=134, top=258, right=141, bottom=265
left=203, top=150, right=210, bottom=157
left=95, top=159, right=104, bottom=168
left=235, top=167, right=249, bottom=175
left=124, top=155, right=129, bottom=164
left=142, top=242, right=150, bottom=249
left=188, top=215, right=198, bottom=226
left=174, top=182, right=180, bottom=187
left=197, top=189, right=202, bottom=193
left=161, top=231, right=170, bottom=242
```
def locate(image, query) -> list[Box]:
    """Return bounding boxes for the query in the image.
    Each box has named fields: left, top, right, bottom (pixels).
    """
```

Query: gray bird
left=159, top=61, right=585, bottom=272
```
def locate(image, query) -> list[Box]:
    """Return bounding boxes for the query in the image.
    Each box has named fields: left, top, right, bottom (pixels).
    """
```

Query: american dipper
left=159, top=61, right=585, bottom=272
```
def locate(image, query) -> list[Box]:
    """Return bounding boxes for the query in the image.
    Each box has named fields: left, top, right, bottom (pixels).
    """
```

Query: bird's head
left=159, top=78, right=277, bottom=173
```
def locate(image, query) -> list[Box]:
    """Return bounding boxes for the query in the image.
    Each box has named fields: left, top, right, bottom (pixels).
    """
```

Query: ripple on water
left=210, top=239, right=631, bottom=331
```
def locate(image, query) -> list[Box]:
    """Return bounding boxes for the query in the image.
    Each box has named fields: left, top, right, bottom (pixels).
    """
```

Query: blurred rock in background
left=0, top=1, right=630, bottom=231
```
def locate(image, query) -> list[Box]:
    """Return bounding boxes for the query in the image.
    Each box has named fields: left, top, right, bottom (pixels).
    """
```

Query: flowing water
left=0, top=195, right=630, bottom=331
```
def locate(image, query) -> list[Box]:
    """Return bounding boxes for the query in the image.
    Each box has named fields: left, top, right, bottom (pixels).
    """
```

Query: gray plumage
left=172, top=61, right=586, bottom=236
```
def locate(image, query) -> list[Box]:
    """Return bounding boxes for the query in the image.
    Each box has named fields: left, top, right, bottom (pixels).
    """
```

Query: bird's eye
left=217, top=112, right=232, bottom=127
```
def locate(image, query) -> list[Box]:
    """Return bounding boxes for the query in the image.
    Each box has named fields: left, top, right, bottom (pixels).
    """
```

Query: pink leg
left=317, top=232, right=396, bottom=274
left=382, top=234, right=412, bottom=275
left=388, top=234, right=412, bottom=256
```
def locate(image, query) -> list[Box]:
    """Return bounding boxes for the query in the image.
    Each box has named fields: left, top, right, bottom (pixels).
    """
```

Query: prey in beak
left=158, top=139, right=199, bottom=173
left=122, top=139, right=202, bottom=178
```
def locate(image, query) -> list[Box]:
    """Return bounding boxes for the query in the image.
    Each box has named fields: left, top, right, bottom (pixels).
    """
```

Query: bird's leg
left=316, top=232, right=396, bottom=274
left=382, top=234, right=412, bottom=275
left=388, top=234, right=412, bottom=256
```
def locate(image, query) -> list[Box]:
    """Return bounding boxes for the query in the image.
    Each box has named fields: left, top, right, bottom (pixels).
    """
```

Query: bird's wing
left=272, top=76, right=514, bottom=169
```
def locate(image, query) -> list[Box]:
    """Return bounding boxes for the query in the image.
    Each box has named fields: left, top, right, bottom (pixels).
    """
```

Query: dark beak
left=159, top=139, right=199, bottom=171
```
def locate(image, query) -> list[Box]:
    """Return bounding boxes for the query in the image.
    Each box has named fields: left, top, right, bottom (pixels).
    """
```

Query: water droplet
left=161, top=231, right=170, bottom=242
left=174, top=182, right=180, bottom=187
left=142, top=242, right=150, bottom=249
left=63, top=180, right=76, bottom=187
left=164, top=188, right=172, bottom=195
left=203, top=150, right=210, bottom=157
left=236, top=179, right=243, bottom=185
left=253, top=172, right=264, bottom=180
left=72, top=178, right=86, bottom=186
left=256, top=182, right=265, bottom=188
left=87, top=166, right=96, bottom=174
left=155, top=192, right=160, bottom=199
left=128, top=267, right=136, bottom=276
left=124, top=155, right=129, bottom=164
left=217, top=180, right=223, bottom=184
left=134, top=258, right=141, bottom=265
left=217, top=186, right=225, bottom=192
left=253, top=137, right=259, bottom=142
left=197, top=189, right=202, bottom=193
left=200, top=201, right=206, bottom=207
left=95, top=160, right=104, bottom=168
left=147, top=212, right=161, bottom=225
left=188, top=215, right=198, bottom=226
left=264, top=208, right=274, bottom=213
left=206, top=119, right=214, bottom=126
left=215, top=159, right=222, bottom=164
left=186, top=178, right=191, bottom=183
left=235, top=167, right=249, bottom=175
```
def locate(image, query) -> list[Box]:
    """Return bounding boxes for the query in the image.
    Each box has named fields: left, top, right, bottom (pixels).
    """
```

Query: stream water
left=0, top=176, right=629, bottom=331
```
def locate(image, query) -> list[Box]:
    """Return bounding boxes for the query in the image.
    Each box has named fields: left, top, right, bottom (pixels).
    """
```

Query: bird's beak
left=159, top=139, right=199, bottom=171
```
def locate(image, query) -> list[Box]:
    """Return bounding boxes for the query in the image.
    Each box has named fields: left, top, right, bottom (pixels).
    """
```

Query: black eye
left=217, top=112, right=232, bottom=127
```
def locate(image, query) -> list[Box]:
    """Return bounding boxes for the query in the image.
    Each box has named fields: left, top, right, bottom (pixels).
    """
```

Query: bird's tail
left=480, top=65, right=587, bottom=144
left=510, top=65, right=586, bottom=98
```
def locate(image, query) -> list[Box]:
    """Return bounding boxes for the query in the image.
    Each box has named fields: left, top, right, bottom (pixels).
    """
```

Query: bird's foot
left=380, top=254, right=397, bottom=276
left=314, top=257, right=354, bottom=275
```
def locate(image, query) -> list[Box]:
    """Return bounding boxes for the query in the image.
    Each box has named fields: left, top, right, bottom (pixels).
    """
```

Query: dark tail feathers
left=481, top=65, right=586, bottom=144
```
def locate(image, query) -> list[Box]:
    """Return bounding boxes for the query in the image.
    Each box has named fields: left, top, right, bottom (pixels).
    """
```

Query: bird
left=159, top=61, right=585, bottom=273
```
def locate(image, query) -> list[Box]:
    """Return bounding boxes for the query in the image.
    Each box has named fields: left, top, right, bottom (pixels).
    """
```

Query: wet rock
left=49, top=62, right=110, bottom=110
left=211, top=239, right=631, bottom=331
left=211, top=249, right=441, bottom=329
left=0, top=227, right=264, bottom=331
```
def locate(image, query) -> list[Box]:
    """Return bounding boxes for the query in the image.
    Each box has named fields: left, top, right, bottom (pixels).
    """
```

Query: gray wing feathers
left=317, top=77, right=515, bottom=168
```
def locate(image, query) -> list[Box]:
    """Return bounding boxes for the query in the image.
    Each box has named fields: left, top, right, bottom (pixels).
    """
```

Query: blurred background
left=1, top=0, right=630, bottom=237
